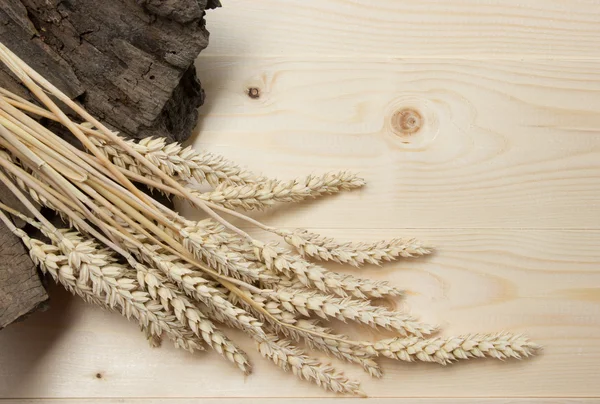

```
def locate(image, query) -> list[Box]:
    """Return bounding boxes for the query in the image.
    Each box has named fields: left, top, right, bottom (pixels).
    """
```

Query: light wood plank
left=203, top=1, right=600, bottom=57
left=1, top=229, right=598, bottom=399
left=185, top=57, right=600, bottom=229
left=3, top=399, right=596, bottom=404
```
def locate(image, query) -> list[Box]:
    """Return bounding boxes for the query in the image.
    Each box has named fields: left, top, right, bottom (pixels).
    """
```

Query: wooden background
left=2, top=0, right=600, bottom=402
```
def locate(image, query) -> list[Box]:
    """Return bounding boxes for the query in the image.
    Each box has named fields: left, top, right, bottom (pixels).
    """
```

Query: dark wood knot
left=391, top=108, right=423, bottom=135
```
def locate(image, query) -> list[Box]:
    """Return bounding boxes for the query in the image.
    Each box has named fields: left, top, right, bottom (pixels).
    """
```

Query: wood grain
left=202, top=0, right=600, bottom=57
left=187, top=57, right=600, bottom=229
left=3, top=400, right=598, bottom=404
left=0, top=229, right=598, bottom=398
left=2, top=0, right=600, bottom=401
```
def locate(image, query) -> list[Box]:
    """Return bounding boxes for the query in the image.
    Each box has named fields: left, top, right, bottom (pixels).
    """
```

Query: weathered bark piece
left=0, top=0, right=220, bottom=142
left=0, top=182, right=48, bottom=330
left=0, top=219, right=48, bottom=330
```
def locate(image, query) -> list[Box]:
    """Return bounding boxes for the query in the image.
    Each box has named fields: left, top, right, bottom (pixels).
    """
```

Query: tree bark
left=0, top=0, right=220, bottom=142
left=0, top=218, right=48, bottom=330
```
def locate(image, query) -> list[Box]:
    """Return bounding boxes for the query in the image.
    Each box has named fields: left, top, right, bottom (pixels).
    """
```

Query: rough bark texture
left=0, top=0, right=219, bottom=328
left=0, top=219, right=48, bottom=330
left=0, top=182, right=48, bottom=330
left=0, top=0, right=220, bottom=142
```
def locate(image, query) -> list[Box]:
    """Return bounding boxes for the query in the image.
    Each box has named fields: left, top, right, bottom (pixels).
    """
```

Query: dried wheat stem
left=0, top=105, right=171, bottom=230
left=0, top=43, right=153, bottom=207
left=0, top=112, right=87, bottom=181
left=256, top=334, right=364, bottom=396
left=279, top=229, right=432, bottom=267
left=0, top=128, right=148, bottom=260
left=374, top=333, right=541, bottom=364
left=2, top=160, right=264, bottom=295
left=1, top=44, right=252, bottom=243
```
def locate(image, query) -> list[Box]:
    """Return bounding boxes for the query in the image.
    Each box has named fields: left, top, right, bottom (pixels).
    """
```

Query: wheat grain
left=279, top=229, right=432, bottom=267
left=374, top=333, right=542, bottom=364
left=0, top=150, right=57, bottom=211
left=143, top=327, right=163, bottom=348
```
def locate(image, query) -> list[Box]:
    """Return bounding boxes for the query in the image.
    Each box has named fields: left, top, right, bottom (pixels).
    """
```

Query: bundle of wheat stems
left=0, top=42, right=539, bottom=395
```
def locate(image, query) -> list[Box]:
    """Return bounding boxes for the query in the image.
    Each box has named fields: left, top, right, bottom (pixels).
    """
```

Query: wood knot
left=391, top=108, right=423, bottom=135
left=95, top=372, right=103, bottom=379
left=247, top=87, right=261, bottom=99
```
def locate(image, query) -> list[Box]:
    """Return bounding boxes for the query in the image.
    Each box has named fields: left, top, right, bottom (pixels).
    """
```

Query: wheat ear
left=195, top=171, right=365, bottom=211
left=279, top=229, right=432, bottom=267
left=374, top=333, right=541, bottom=364
left=256, top=334, right=364, bottom=396
left=90, top=136, right=265, bottom=187
left=175, top=220, right=402, bottom=299
left=40, top=220, right=251, bottom=373
left=253, top=240, right=403, bottom=299
left=249, top=287, right=436, bottom=337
